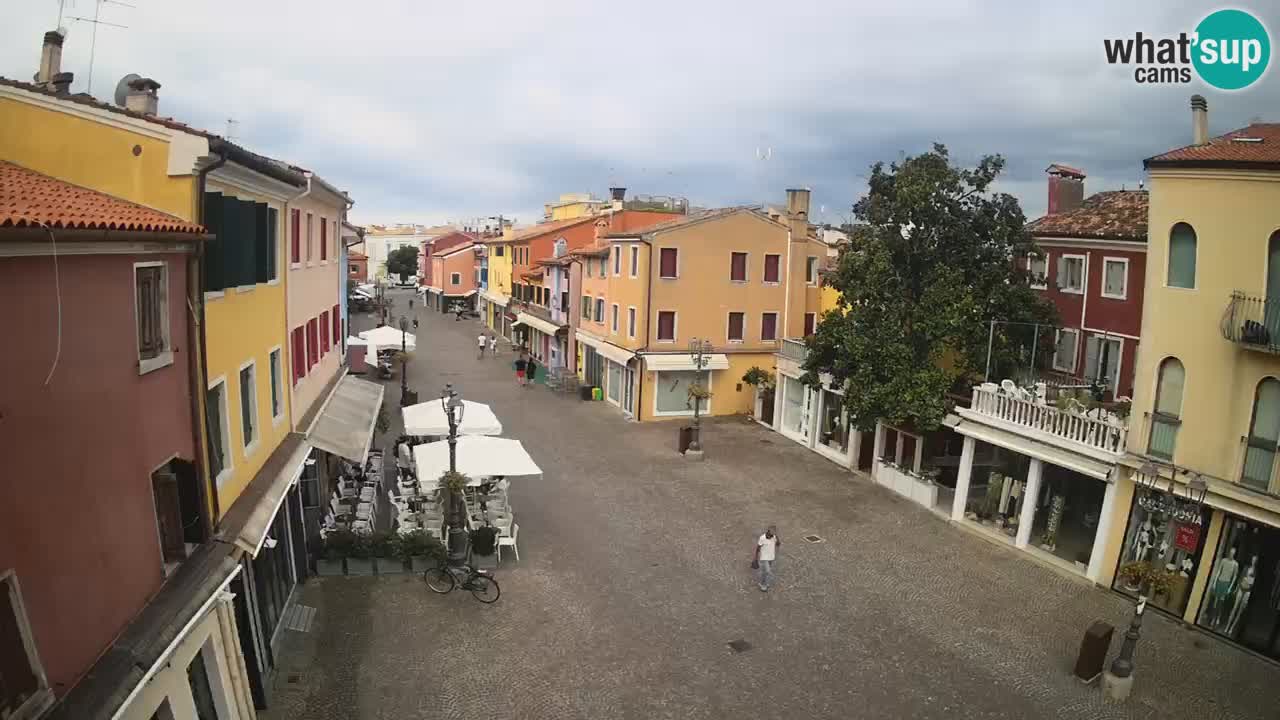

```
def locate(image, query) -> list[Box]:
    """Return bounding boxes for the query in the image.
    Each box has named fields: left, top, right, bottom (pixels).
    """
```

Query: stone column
left=871, top=421, right=885, bottom=481
left=1087, top=474, right=1119, bottom=582
left=1016, top=458, right=1044, bottom=549
left=951, top=436, right=976, bottom=522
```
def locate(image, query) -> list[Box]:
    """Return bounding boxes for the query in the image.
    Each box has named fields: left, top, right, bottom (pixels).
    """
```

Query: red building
left=347, top=249, right=368, bottom=281
left=0, top=161, right=209, bottom=708
left=1025, top=165, right=1148, bottom=399
left=420, top=230, right=475, bottom=287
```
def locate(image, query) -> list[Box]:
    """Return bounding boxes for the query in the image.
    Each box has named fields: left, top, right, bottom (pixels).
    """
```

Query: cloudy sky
left=4, top=1, right=1277, bottom=226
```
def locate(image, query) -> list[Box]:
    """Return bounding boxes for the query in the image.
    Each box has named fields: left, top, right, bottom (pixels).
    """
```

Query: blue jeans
left=758, top=559, right=774, bottom=589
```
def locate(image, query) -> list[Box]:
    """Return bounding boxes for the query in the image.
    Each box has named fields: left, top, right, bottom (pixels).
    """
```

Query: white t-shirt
left=478, top=335, right=487, bottom=347
left=757, top=534, right=777, bottom=562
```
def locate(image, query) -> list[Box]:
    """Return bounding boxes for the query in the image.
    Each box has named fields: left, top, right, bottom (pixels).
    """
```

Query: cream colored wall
left=287, top=191, right=344, bottom=427
left=606, top=241, right=649, bottom=350
left=121, top=607, right=245, bottom=720
left=1097, top=471, right=1137, bottom=588
left=1134, top=170, right=1280, bottom=484
left=647, top=212, right=789, bottom=352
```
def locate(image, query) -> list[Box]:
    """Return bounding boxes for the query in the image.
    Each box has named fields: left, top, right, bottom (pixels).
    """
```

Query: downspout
left=782, top=228, right=793, bottom=338
left=637, top=239, right=653, bottom=420
left=193, top=153, right=227, bottom=531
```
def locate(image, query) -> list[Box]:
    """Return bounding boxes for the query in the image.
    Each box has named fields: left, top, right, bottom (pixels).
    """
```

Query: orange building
left=423, top=241, right=478, bottom=313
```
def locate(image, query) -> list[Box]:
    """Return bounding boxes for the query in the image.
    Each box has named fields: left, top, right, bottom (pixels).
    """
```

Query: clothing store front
left=1196, top=515, right=1280, bottom=661
left=1111, top=488, right=1211, bottom=617
left=772, top=372, right=869, bottom=471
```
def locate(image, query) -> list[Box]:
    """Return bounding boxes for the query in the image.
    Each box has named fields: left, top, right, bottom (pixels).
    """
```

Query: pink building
left=424, top=241, right=478, bottom=313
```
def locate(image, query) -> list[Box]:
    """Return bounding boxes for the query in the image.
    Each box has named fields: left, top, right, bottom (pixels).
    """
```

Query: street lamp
left=441, top=384, right=468, bottom=565
left=688, top=338, right=713, bottom=453
left=398, top=316, right=417, bottom=406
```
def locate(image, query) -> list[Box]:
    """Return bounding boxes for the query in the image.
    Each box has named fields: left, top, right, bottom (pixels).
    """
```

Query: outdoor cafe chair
left=496, top=524, right=519, bottom=563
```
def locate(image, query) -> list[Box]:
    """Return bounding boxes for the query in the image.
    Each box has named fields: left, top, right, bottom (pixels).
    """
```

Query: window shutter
left=267, top=208, right=278, bottom=280
left=255, top=203, right=271, bottom=284
left=203, top=193, right=225, bottom=291
left=320, top=219, right=328, bottom=261
left=136, top=267, right=162, bottom=359
left=660, top=248, right=678, bottom=277
left=0, top=579, right=40, bottom=701
left=731, top=253, right=747, bottom=281
left=1056, top=257, right=1067, bottom=289
left=230, top=199, right=255, bottom=287
left=658, top=312, right=675, bottom=340
left=1084, top=335, right=1100, bottom=382
left=291, top=209, right=301, bottom=264
left=320, top=311, right=329, bottom=354
left=804, top=313, right=816, bottom=336
left=153, top=472, right=187, bottom=563
left=762, top=313, right=777, bottom=341
left=764, top=255, right=780, bottom=283
left=728, top=312, right=744, bottom=340
left=332, top=305, right=340, bottom=347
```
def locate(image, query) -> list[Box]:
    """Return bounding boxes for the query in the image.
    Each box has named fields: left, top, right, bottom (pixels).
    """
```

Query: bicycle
left=423, top=561, right=501, bottom=603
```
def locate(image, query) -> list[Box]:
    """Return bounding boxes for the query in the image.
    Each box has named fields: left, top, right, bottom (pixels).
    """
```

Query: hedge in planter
left=317, top=529, right=356, bottom=576
left=400, top=530, right=446, bottom=571
left=370, top=531, right=403, bottom=574
left=345, top=533, right=375, bottom=576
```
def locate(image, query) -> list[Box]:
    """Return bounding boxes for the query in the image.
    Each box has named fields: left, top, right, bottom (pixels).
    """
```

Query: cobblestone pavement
left=263, top=292, right=1280, bottom=720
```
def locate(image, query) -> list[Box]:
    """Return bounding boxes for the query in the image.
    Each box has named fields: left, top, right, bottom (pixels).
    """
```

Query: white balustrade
left=968, top=386, right=1128, bottom=455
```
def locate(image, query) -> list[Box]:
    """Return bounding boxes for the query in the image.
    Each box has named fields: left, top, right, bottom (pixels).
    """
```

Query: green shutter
left=267, top=207, right=278, bottom=281
left=203, top=192, right=225, bottom=291
left=255, top=203, right=271, bottom=284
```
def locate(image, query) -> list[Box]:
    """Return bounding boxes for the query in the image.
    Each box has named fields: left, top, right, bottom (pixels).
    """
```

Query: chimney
left=1191, top=94, right=1209, bottom=146
left=609, top=187, right=625, bottom=211
left=51, top=71, right=73, bottom=95
left=1045, top=164, right=1085, bottom=215
left=37, top=30, right=65, bottom=87
left=124, top=77, right=161, bottom=116
left=785, top=188, right=811, bottom=221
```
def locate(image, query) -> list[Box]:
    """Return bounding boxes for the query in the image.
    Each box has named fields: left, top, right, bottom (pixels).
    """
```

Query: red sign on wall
left=1175, top=523, right=1200, bottom=553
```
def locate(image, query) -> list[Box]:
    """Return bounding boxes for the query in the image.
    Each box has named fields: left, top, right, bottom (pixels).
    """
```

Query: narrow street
left=263, top=291, right=1279, bottom=720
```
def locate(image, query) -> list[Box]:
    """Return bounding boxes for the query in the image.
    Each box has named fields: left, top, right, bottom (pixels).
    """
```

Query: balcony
left=779, top=338, right=808, bottom=362
left=964, top=385, right=1128, bottom=456
left=1222, top=292, right=1280, bottom=354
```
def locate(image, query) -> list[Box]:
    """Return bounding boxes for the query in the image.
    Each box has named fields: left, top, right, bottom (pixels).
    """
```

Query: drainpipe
left=636, top=240, right=653, bottom=419
left=193, top=153, right=227, bottom=531
left=782, top=228, right=793, bottom=337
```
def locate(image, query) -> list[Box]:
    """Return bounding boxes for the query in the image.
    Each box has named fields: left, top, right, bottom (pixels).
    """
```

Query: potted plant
left=370, top=531, right=402, bottom=574
left=1117, top=561, right=1150, bottom=593
left=400, top=530, right=446, bottom=572
left=1147, top=566, right=1176, bottom=601
left=345, top=533, right=374, bottom=576
left=317, top=529, right=355, bottom=576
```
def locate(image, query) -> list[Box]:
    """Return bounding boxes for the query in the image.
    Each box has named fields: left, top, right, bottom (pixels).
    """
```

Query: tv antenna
left=67, top=0, right=134, bottom=97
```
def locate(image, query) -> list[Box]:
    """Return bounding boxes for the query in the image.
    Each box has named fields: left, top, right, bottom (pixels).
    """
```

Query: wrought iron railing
left=779, top=338, right=808, bottom=362
left=968, top=386, right=1128, bottom=454
left=1222, top=291, right=1280, bottom=353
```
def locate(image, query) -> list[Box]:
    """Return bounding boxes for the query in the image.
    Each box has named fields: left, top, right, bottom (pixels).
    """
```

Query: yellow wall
left=550, top=200, right=604, bottom=221
left=820, top=284, right=842, bottom=315
left=605, top=241, right=649, bottom=350
left=205, top=180, right=292, bottom=512
left=0, top=96, right=196, bottom=218
left=1135, top=170, right=1280, bottom=486
left=486, top=241, right=513, bottom=297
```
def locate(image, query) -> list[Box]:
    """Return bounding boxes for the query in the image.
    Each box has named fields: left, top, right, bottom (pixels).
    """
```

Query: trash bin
left=1073, top=621, right=1114, bottom=683
left=678, top=426, right=694, bottom=454
left=579, top=385, right=594, bottom=401
left=592, top=387, right=603, bottom=401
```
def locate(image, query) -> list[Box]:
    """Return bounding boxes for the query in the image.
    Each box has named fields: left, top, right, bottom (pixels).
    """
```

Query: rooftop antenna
left=68, top=0, right=133, bottom=96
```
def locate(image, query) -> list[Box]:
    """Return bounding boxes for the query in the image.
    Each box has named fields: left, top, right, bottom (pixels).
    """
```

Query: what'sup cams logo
left=1104, top=8, right=1271, bottom=90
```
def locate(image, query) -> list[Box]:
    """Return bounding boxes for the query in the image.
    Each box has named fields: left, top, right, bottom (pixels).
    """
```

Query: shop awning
left=944, top=415, right=1114, bottom=481
left=403, top=399, right=503, bottom=436
left=307, top=374, right=384, bottom=466
left=425, top=286, right=443, bottom=295
left=359, top=325, right=416, bottom=351
left=413, top=436, right=542, bottom=482
left=641, top=353, right=730, bottom=372
left=515, top=311, right=563, bottom=336
left=481, top=289, right=509, bottom=307
left=215, top=433, right=313, bottom=556
left=448, top=289, right=477, bottom=298
left=576, top=331, right=635, bottom=365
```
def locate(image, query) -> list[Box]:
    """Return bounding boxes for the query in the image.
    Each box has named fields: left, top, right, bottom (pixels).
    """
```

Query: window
left=806, top=256, right=818, bottom=285
left=561, top=291, right=569, bottom=313
left=291, top=326, right=306, bottom=384
left=305, top=213, right=313, bottom=262
left=804, top=312, right=816, bottom=336
left=1083, top=335, right=1122, bottom=393
left=187, top=643, right=221, bottom=720
left=307, top=318, right=318, bottom=369
left=1102, top=258, right=1128, bottom=299
left=349, top=264, right=358, bottom=274
left=611, top=304, right=619, bottom=333
left=332, top=220, right=338, bottom=259
left=730, top=252, right=748, bottom=282
left=320, top=311, right=330, bottom=355
left=268, top=348, right=282, bottom=421
left=320, top=217, right=328, bottom=261
left=655, top=370, right=704, bottom=415
left=332, top=304, right=340, bottom=347
left=1028, top=253, right=1048, bottom=289
left=290, top=209, right=301, bottom=264
left=628, top=307, right=636, bottom=338
left=206, top=379, right=231, bottom=484
left=595, top=298, right=605, bottom=323
left=657, top=311, right=676, bottom=341
left=1052, top=328, right=1079, bottom=372
left=613, top=246, right=621, bottom=276
left=1057, top=255, right=1085, bottom=293
left=761, top=312, right=778, bottom=341
left=0, top=571, right=52, bottom=719
left=135, top=262, right=170, bottom=372
left=152, top=466, right=187, bottom=566
left=659, top=248, right=678, bottom=278
left=451, top=272, right=461, bottom=285
left=582, top=296, right=592, bottom=320
left=727, top=311, right=745, bottom=342
left=1148, top=357, right=1185, bottom=460
left=764, top=254, right=781, bottom=283
left=1168, top=222, right=1197, bottom=288
left=239, top=362, right=258, bottom=451
left=629, top=245, right=638, bottom=277
left=496, top=245, right=504, bottom=257
left=1242, top=378, right=1280, bottom=492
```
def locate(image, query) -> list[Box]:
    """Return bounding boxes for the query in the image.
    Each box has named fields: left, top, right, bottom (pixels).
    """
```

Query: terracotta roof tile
left=1146, top=123, right=1280, bottom=167
left=1025, top=190, right=1147, bottom=242
left=1046, top=163, right=1086, bottom=179
left=0, top=161, right=205, bottom=235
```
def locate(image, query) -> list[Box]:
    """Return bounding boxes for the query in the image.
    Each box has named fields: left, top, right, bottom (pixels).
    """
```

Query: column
left=772, top=378, right=785, bottom=429
left=1087, top=476, right=1119, bottom=582
left=951, top=436, right=976, bottom=522
left=1015, top=458, right=1043, bottom=549
left=912, top=434, right=924, bottom=475
left=871, top=422, right=885, bottom=481
left=806, top=389, right=821, bottom=449
left=846, top=429, right=860, bottom=468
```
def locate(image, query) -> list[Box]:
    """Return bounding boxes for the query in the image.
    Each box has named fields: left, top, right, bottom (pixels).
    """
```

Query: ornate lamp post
left=398, top=316, right=417, bottom=406
left=688, top=337, right=713, bottom=453
left=441, top=384, right=468, bottom=565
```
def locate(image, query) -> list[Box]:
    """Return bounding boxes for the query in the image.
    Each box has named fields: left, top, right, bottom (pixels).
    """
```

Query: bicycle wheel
left=423, top=567, right=455, bottom=594
left=468, top=574, right=501, bottom=603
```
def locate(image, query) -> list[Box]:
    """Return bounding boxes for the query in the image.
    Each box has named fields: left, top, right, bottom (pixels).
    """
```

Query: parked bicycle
left=423, top=561, right=501, bottom=603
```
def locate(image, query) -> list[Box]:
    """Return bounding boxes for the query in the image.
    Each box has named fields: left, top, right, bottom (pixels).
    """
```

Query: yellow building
left=1095, top=99, right=1280, bottom=661
left=544, top=192, right=607, bottom=221
left=481, top=232, right=514, bottom=337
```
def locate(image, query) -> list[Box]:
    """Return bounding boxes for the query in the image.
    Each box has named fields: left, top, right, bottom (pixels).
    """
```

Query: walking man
left=525, top=356, right=537, bottom=387
left=753, top=526, right=780, bottom=592
left=477, top=332, right=487, bottom=359
left=514, top=354, right=527, bottom=386
left=488, top=334, right=498, bottom=357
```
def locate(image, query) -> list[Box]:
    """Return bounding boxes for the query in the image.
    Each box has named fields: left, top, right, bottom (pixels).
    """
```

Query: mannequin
left=1225, top=556, right=1258, bottom=635
left=1180, top=556, right=1195, bottom=578
left=1205, top=548, right=1240, bottom=629
left=1132, top=518, right=1154, bottom=563
left=1156, top=539, right=1170, bottom=562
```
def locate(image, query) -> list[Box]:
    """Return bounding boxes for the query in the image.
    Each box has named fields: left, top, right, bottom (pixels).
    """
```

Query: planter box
left=894, top=470, right=915, bottom=499
left=875, top=462, right=895, bottom=488
left=346, top=557, right=374, bottom=576
left=316, top=557, right=345, bottom=577
left=376, top=557, right=406, bottom=574
left=910, top=479, right=938, bottom=508
left=410, top=555, right=434, bottom=573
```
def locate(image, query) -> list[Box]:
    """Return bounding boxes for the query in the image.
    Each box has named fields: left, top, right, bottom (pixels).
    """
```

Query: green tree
left=802, top=144, right=1057, bottom=432
left=386, top=245, right=419, bottom=278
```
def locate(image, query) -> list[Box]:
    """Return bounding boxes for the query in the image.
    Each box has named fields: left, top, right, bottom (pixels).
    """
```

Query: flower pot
left=346, top=557, right=374, bottom=576
left=376, top=557, right=406, bottom=574
left=316, top=557, right=345, bottom=577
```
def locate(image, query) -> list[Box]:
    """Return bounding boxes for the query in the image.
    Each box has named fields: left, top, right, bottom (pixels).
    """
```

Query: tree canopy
left=802, top=144, right=1057, bottom=432
left=387, top=245, right=419, bottom=278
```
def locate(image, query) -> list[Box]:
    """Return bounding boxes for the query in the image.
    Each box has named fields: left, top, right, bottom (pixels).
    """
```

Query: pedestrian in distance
left=753, top=526, right=780, bottom=592
left=488, top=334, right=498, bottom=357
left=514, top=354, right=527, bottom=386
left=525, top=356, right=537, bottom=387
left=477, top=332, right=487, bottom=359
left=412, top=317, right=419, bottom=330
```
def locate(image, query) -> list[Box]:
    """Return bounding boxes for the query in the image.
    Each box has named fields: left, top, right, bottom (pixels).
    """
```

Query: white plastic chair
left=1000, top=379, right=1018, bottom=396
left=497, top=523, right=519, bottom=563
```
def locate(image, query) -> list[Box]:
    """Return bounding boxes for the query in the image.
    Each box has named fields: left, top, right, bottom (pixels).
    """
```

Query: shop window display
left=1029, top=465, right=1105, bottom=570
left=1197, top=516, right=1280, bottom=660
left=818, top=389, right=849, bottom=455
left=959, top=446, right=1028, bottom=540
left=1112, top=489, right=1209, bottom=615
left=781, top=376, right=811, bottom=438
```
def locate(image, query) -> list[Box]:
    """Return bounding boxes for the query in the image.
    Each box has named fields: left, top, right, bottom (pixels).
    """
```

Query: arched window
left=1167, top=223, right=1197, bottom=289
left=1148, top=357, right=1185, bottom=459
left=1242, top=378, right=1280, bottom=491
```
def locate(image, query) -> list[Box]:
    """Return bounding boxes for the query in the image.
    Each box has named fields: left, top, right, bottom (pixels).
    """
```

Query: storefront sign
left=1137, top=490, right=1203, bottom=526
left=1174, top=523, right=1200, bottom=553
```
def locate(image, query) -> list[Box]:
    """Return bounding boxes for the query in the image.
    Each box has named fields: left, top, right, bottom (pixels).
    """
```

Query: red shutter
left=728, top=312, right=744, bottom=341
left=764, top=254, right=780, bottom=283
left=320, top=220, right=328, bottom=261
left=307, top=319, right=317, bottom=369
left=761, top=313, right=777, bottom=341
left=292, top=327, right=306, bottom=383
left=659, top=248, right=678, bottom=278
left=291, top=209, right=301, bottom=264
left=332, top=305, right=340, bottom=347
left=804, top=313, right=816, bottom=336
left=320, top=311, right=329, bottom=354
left=657, top=311, right=675, bottom=341
left=731, top=253, right=747, bottom=282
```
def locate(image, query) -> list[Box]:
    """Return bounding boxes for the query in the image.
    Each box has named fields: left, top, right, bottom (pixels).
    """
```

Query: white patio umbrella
left=402, top=400, right=503, bottom=436
left=358, top=325, right=416, bottom=351
left=413, top=437, right=541, bottom=487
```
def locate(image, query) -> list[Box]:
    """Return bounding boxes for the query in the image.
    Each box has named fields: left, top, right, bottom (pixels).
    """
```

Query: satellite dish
left=113, top=73, right=141, bottom=106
